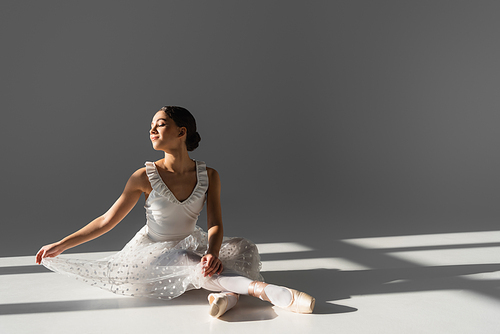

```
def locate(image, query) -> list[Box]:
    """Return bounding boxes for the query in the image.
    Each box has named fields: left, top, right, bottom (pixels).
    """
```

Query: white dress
left=42, top=160, right=263, bottom=300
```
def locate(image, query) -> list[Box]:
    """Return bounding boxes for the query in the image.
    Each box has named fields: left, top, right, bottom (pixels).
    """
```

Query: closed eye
left=150, top=123, right=166, bottom=130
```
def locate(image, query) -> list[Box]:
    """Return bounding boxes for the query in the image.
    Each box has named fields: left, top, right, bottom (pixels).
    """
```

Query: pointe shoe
left=208, top=292, right=238, bottom=318
left=248, top=281, right=315, bottom=314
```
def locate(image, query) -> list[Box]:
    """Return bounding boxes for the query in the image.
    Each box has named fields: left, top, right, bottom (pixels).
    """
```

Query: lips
left=150, top=136, right=159, bottom=141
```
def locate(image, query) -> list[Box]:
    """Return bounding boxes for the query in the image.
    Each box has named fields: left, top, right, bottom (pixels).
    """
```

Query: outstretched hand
left=201, top=253, right=223, bottom=277
left=35, top=243, right=64, bottom=265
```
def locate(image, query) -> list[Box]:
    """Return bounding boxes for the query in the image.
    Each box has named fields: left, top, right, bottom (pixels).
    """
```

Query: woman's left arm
left=201, top=167, right=224, bottom=277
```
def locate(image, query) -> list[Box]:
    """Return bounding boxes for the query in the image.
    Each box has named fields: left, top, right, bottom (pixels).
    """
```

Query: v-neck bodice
left=144, top=160, right=209, bottom=242
left=151, top=160, right=200, bottom=204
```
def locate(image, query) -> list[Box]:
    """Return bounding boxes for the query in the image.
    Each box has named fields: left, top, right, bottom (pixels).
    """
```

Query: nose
left=150, top=125, right=158, bottom=134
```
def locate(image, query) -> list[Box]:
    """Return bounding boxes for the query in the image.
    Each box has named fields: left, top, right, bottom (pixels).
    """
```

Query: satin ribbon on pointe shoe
left=248, top=281, right=315, bottom=314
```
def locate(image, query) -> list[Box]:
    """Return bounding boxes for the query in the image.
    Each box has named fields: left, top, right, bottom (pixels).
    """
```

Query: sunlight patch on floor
left=256, top=242, right=314, bottom=254
left=389, top=246, right=500, bottom=267
left=261, top=257, right=369, bottom=272
left=342, top=231, right=500, bottom=249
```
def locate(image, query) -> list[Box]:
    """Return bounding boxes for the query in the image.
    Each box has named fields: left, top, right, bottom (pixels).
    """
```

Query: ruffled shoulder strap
left=144, top=161, right=173, bottom=200
left=192, top=161, right=209, bottom=202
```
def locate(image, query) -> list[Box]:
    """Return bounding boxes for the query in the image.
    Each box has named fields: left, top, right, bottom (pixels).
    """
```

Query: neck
left=161, top=149, right=193, bottom=173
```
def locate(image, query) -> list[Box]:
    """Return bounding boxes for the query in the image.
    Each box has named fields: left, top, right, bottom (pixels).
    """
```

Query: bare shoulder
left=206, top=167, right=220, bottom=180
left=127, top=167, right=151, bottom=193
left=206, top=167, right=221, bottom=188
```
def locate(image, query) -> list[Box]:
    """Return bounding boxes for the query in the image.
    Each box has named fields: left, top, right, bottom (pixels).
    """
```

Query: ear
left=178, top=127, right=187, bottom=137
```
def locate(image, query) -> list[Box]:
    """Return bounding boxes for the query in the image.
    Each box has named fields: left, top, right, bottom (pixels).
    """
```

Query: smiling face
left=150, top=110, right=186, bottom=151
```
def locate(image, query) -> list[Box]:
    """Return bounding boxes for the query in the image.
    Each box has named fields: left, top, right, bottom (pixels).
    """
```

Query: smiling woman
left=36, top=106, right=315, bottom=318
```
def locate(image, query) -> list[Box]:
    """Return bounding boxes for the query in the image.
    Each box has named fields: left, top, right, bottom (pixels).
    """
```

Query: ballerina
left=36, top=106, right=315, bottom=318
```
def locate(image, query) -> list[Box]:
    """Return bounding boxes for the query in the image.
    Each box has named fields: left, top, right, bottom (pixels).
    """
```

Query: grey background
left=1, top=1, right=499, bottom=258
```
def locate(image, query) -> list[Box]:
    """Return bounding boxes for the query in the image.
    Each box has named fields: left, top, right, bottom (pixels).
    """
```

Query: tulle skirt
left=42, top=225, right=263, bottom=300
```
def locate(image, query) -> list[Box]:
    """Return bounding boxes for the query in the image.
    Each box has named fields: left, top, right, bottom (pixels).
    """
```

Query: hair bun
left=186, top=131, right=201, bottom=151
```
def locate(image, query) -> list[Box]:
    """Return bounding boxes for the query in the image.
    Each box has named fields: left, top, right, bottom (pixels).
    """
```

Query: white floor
left=1, top=232, right=500, bottom=334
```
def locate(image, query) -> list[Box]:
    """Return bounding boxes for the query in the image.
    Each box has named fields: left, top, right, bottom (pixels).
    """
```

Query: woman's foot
left=208, top=292, right=239, bottom=318
left=248, top=281, right=315, bottom=314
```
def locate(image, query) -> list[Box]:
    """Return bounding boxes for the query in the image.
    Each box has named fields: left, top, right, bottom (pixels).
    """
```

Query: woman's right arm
left=35, top=168, right=150, bottom=264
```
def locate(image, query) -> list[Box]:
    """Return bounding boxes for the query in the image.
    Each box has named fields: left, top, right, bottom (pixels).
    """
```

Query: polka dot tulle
left=42, top=160, right=263, bottom=300
left=42, top=225, right=263, bottom=300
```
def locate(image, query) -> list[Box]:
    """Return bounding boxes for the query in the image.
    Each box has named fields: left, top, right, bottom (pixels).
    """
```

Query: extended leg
left=202, top=273, right=314, bottom=314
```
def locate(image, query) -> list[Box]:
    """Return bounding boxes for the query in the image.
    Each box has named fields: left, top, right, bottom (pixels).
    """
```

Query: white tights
left=202, top=273, right=292, bottom=308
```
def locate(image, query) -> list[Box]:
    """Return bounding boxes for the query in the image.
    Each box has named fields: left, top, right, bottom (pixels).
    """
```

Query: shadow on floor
left=0, top=289, right=281, bottom=321
left=263, top=263, right=500, bottom=311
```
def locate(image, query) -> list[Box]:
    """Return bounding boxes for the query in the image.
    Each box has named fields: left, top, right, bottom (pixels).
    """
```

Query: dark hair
left=159, top=106, right=201, bottom=151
